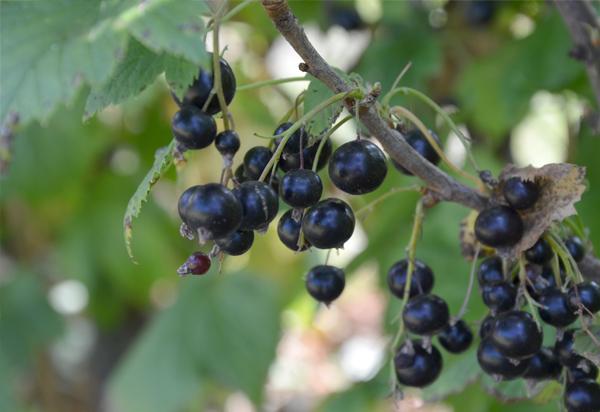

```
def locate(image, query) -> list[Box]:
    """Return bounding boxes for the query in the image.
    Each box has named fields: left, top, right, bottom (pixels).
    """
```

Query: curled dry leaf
left=494, top=163, right=586, bottom=259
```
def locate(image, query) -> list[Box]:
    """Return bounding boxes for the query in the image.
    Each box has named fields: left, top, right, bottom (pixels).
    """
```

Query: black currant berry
left=328, top=139, right=387, bottom=195
left=481, top=281, right=517, bottom=313
left=278, top=139, right=333, bottom=173
left=490, top=310, right=542, bottom=359
left=172, top=106, right=217, bottom=150
left=538, top=288, right=577, bottom=328
left=279, top=169, right=323, bottom=208
left=183, top=56, right=236, bottom=115
left=565, top=236, right=586, bottom=262
left=554, top=329, right=576, bottom=366
left=478, top=256, right=504, bottom=286
left=479, top=315, right=496, bottom=339
left=328, top=6, right=364, bottom=31
left=234, top=164, right=249, bottom=183
left=214, top=130, right=240, bottom=157
left=465, top=0, right=496, bottom=27
left=568, top=281, right=600, bottom=315
left=527, top=265, right=562, bottom=301
left=302, top=198, right=355, bottom=249
left=474, top=205, right=524, bottom=248
left=277, top=209, right=310, bottom=251
left=402, top=294, right=450, bottom=336
left=305, top=265, right=345, bottom=303
left=215, top=230, right=254, bottom=256
left=178, top=183, right=242, bottom=240
left=387, top=258, right=434, bottom=299
left=477, top=338, right=530, bottom=380
left=564, top=379, right=600, bottom=412
left=243, top=146, right=273, bottom=180
left=525, top=237, right=554, bottom=264
left=393, top=129, right=441, bottom=175
left=394, top=341, right=443, bottom=388
left=523, top=347, right=562, bottom=380
left=274, top=122, right=309, bottom=155
left=567, top=355, right=599, bottom=383
left=438, top=320, right=473, bottom=354
left=503, top=177, right=540, bottom=210
left=233, top=181, right=279, bottom=230
left=182, top=252, right=212, bottom=275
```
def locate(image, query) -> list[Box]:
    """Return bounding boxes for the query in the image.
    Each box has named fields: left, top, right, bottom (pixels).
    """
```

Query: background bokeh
left=1, top=1, right=599, bottom=411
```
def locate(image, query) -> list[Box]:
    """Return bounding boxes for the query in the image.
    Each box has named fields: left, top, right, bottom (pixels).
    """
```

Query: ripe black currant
left=172, top=106, right=217, bottom=150
left=568, top=281, right=600, bottom=315
left=402, top=294, right=450, bottom=336
left=565, top=236, right=586, bottom=262
left=477, top=256, right=504, bottom=286
left=554, top=329, right=576, bottom=366
left=302, top=198, right=355, bottom=249
left=525, top=237, right=554, bottom=264
left=233, top=181, right=279, bottom=230
left=178, top=183, right=242, bottom=240
left=328, top=139, right=387, bottom=195
left=564, top=379, right=600, bottom=412
left=474, top=205, right=524, bottom=248
left=278, top=138, right=333, bottom=173
left=523, top=347, right=562, bottom=380
left=183, top=55, right=236, bottom=115
left=214, top=130, right=240, bottom=157
left=305, top=265, right=345, bottom=303
left=387, top=258, right=434, bottom=299
left=490, top=310, right=542, bottom=359
left=503, top=177, right=540, bottom=210
left=215, top=230, right=254, bottom=256
left=328, top=6, right=364, bottom=31
left=538, top=288, right=577, bottom=328
left=479, top=315, right=496, bottom=339
left=243, top=146, right=273, bottom=180
left=393, top=129, right=441, bottom=175
left=567, top=355, right=599, bottom=383
left=465, top=0, right=496, bottom=27
left=234, top=164, right=249, bottom=183
left=274, top=122, right=309, bottom=155
left=277, top=209, right=310, bottom=251
left=279, top=169, right=323, bottom=208
left=477, top=338, right=530, bottom=380
left=438, top=319, right=473, bottom=354
left=394, top=340, right=443, bottom=387
left=481, top=281, right=517, bottom=313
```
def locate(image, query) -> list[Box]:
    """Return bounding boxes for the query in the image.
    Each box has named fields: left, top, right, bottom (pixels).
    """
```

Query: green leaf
left=303, top=69, right=349, bottom=137
left=109, top=273, right=281, bottom=411
left=0, top=0, right=126, bottom=125
left=114, top=0, right=210, bottom=65
left=85, top=39, right=197, bottom=118
left=421, top=347, right=481, bottom=401
left=482, top=374, right=550, bottom=402
left=123, top=140, right=175, bottom=261
left=573, top=326, right=600, bottom=365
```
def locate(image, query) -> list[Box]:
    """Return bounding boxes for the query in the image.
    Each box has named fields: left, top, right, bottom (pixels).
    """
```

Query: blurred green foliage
left=1, top=0, right=598, bottom=411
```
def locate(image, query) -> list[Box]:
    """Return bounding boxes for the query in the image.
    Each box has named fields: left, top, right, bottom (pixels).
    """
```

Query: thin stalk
left=457, top=245, right=481, bottom=320
left=237, top=76, right=308, bottom=91
left=519, top=257, right=543, bottom=328
left=389, top=61, right=413, bottom=94
left=355, top=185, right=421, bottom=218
left=212, top=9, right=231, bottom=131
left=311, top=115, right=353, bottom=172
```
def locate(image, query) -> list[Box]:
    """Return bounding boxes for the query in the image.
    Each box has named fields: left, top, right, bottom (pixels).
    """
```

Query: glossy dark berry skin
left=481, top=281, right=517, bottom=313
left=278, top=139, right=333, bottom=173
left=465, top=0, right=496, bottom=27
left=402, top=294, right=450, bottom=336
left=243, top=146, right=273, bottom=180
left=477, top=338, right=530, bottom=380
left=214, top=130, right=240, bottom=157
left=564, top=379, right=600, bottom=412
left=187, top=252, right=211, bottom=275
left=393, top=129, right=441, bottom=175
left=178, top=184, right=242, bottom=240
left=475, top=206, right=524, bottom=248
left=234, top=164, right=249, bottom=183
left=233, top=181, right=279, bottom=230
left=567, top=355, right=599, bottom=383
left=490, top=310, right=542, bottom=360
left=568, top=281, right=600, bottom=315
left=527, top=265, right=562, bottom=301
left=277, top=209, right=310, bottom=251
left=525, top=237, right=554, bottom=264
left=305, top=265, right=345, bottom=303
left=328, top=140, right=387, bottom=195
left=394, top=341, right=442, bottom=388
left=565, top=236, right=586, bottom=262
left=387, top=259, right=434, bottom=299
left=172, top=106, right=217, bottom=150
left=279, top=169, right=322, bottom=208
left=183, top=56, right=236, bottom=115
left=523, top=347, right=562, bottom=380
left=215, top=230, right=254, bottom=256
left=328, top=6, right=364, bottom=31
left=478, top=256, right=504, bottom=286
left=438, top=320, right=473, bottom=354
left=479, top=315, right=496, bottom=339
left=538, top=288, right=577, bottom=328
left=274, top=122, right=309, bottom=155
left=503, top=177, right=540, bottom=210
left=302, top=198, right=355, bottom=249
left=554, top=329, right=576, bottom=366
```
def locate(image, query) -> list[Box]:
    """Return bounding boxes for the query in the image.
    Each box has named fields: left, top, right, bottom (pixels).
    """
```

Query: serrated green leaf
left=0, top=0, right=126, bottom=125
left=85, top=39, right=197, bottom=118
left=124, top=140, right=175, bottom=261
left=573, top=326, right=600, bottom=365
left=482, top=374, right=550, bottom=402
left=303, top=69, right=349, bottom=137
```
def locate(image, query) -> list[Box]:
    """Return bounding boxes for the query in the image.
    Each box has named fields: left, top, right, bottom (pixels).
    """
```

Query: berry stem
left=211, top=7, right=232, bottom=131
left=545, top=231, right=585, bottom=283
left=237, top=76, right=308, bottom=91
left=388, top=62, right=413, bottom=95
left=456, top=244, right=481, bottom=320
left=518, top=257, right=544, bottom=328
left=311, top=114, right=353, bottom=172
left=355, top=185, right=421, bottom=218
